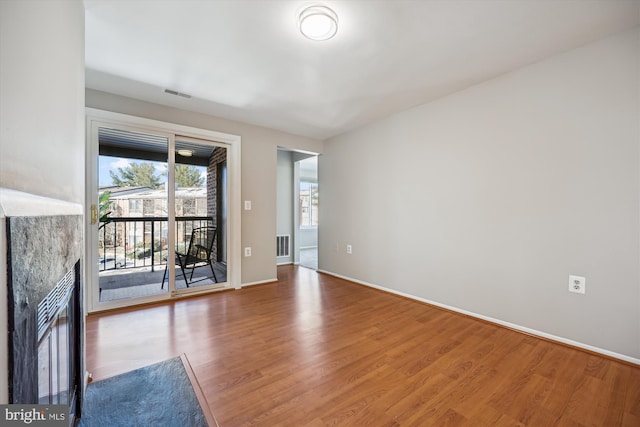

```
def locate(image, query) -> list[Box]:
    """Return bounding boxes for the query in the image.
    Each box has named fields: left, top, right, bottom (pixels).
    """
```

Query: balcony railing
left=98, top=216, right=213, bottom=272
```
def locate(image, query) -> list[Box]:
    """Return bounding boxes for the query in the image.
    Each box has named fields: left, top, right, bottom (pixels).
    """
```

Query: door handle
left=91, top=204, right=98, bottom=225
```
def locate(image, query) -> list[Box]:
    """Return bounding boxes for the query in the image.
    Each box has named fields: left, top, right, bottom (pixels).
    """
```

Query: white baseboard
left=241, top=278, right=278, bottom=288
left=317, top=269, right=640, bottom=366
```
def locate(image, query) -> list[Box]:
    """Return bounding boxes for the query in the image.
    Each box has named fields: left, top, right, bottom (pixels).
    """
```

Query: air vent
left=276, top=235, right=290, bottom=257
left=164, top=89, right=192, bottom=99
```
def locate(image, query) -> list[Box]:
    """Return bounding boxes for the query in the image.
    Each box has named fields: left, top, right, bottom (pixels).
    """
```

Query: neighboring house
left=99, top=186, right=208, bottom=253
left=101, top=186, right=207, bottom=218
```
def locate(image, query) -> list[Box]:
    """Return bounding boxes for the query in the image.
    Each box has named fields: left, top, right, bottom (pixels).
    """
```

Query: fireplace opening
left=36, top=264, right=81, bottom=412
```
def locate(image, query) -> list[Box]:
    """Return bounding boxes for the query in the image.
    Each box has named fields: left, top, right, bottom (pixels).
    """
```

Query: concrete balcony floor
left=98, top=263, right=227, bottom=303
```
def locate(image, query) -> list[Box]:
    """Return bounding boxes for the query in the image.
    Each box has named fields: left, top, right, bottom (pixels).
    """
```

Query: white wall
left=277, top=150, right=294, bottom=264
left=0, top=1, right=85, bottom=204
left=298, top=228, right=318, bottom=249
left=86, top=90, right=324, bottom=284
left=320, top=28, right=640, bottom=360
left=0, top=0, right=85, bottom=403
left=298, top=156, right=319, bottom=250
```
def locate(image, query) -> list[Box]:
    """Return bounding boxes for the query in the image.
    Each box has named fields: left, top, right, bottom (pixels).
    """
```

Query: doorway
left=296, top=156, right=318, bottom=270
left=86, top=109, right=241, bottom=312
left=276, top=149, right=318, bottom=270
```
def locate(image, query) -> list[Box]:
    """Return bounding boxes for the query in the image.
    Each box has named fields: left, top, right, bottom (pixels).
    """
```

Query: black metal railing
left=98, top=216, right=213, bottom=272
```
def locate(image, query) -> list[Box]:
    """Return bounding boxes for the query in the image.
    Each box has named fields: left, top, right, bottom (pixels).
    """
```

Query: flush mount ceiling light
left=176, top=149, right=193, bottom=157
left=298, top=5, right=338, bottom=41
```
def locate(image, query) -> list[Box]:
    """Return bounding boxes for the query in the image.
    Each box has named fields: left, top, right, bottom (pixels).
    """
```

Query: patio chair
left=162, top=226, right=218, bottom=288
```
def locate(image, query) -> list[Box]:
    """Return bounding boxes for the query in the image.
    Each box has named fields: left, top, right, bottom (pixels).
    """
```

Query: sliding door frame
left=85, top=108, right=242, bottom=313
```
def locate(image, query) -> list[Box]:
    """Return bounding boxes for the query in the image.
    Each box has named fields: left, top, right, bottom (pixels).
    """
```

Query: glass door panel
left=173, top=137, right=228, bottom=291
left=97, top=127, right=171, bottom=303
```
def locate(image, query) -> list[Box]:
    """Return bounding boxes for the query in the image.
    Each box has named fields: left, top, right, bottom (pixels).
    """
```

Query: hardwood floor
left=86, top=265, right=640, bottom=426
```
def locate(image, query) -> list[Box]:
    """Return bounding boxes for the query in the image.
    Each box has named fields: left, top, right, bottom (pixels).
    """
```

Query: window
left=299, top=181, right=318, bottom=227
left=183, top=199, right=196, bottom=216
left=128, top=199, right=142, bottom=215
left=154, top=199, right=167, bottom=216
left=196, top=198, right=208, bottom=216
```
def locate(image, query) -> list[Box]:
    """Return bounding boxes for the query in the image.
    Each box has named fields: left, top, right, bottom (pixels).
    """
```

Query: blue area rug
left=78, top=357, right=208, bottom=427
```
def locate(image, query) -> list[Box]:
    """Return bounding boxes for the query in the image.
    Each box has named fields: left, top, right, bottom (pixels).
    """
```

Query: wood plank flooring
left=85, top=265, right=640, bottom=426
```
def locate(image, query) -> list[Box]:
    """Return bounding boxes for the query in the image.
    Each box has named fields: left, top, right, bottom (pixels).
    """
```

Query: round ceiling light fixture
left=176, top=149, right=193, bottom=157
left=298, top=4, right=338, bottom=41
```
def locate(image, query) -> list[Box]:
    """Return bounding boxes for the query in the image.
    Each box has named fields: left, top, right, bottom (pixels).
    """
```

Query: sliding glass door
left=87, top=114, right=235, bottom=312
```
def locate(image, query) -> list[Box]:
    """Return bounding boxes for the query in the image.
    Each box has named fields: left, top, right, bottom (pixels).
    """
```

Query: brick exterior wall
left=207, top=146, right=227, bottom=260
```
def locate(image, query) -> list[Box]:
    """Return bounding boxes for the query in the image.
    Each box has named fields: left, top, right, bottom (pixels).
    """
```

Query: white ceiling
left=84, top=0, right=640, bottom=140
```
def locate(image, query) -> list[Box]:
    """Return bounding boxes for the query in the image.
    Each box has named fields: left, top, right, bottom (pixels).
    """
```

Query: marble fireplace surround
left=0, top=188, right=83, bottom=404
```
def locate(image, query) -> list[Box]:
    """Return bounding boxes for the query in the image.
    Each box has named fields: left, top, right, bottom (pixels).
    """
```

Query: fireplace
left=3, top=192, right=84, bottom=425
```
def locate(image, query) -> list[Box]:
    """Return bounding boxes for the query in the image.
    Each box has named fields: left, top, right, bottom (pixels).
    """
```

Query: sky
left=98, top=156, right=206, bottom=187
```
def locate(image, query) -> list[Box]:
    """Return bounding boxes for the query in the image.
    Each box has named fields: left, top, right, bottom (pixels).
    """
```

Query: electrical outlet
left=568, top=275, right=585, bottom=294
left=244, top=247, right=252, bottom=257
left=244, top=200, right=252, bottom=210
left=346, top=244, right=352, bottom=254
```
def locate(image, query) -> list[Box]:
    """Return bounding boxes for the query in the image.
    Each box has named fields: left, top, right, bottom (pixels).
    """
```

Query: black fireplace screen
left=36, top=268, right=75, bottom=405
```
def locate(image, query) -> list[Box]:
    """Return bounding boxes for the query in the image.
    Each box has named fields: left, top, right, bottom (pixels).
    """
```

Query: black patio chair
left=162, top=226, right=218, bottom=288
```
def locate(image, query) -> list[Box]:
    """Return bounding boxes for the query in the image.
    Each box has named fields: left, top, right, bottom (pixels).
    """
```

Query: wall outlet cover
left=568, top=275, right=586, bottom=294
